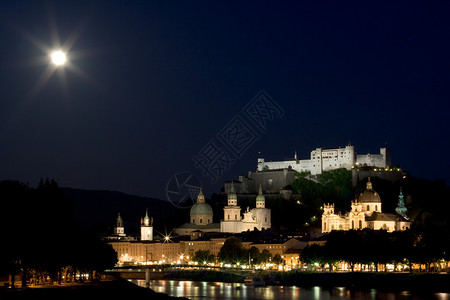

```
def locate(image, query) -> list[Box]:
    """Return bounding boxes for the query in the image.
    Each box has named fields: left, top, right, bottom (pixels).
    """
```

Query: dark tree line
left=301, top=229, right=450, bottom=272
left=0, top=179, right=117, bottom=287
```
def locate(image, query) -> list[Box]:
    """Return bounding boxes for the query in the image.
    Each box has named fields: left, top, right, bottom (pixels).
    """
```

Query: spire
left=114, top=213, right=125, bottom=236
left=294, top=150, right=297, bottom=160
left=116, top=213, right=123, bottom=227
left=366, top=177, right=373, bottom=190
left=227, top=182, right=237, bottom=206
left=142, top=208, right=151, bottom=226
left=395, top=187, right=408, bottom=219
left=256, top=184, right=265, bottom=208
left=197, top=187, right=205, bottom=204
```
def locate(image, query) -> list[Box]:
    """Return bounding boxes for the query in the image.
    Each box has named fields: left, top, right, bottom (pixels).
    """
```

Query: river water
left=131, top=279, right=450, bottom=300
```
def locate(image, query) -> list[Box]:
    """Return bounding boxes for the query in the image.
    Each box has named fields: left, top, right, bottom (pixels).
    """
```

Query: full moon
left=51, top=50, right=67, bottom=66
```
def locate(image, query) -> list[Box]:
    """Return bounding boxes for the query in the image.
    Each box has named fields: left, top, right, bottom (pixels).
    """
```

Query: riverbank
left=0, top=276, right=188, bottom=300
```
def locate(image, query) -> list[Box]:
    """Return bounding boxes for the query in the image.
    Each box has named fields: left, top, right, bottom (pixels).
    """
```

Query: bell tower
left=140, top=209, right=153, bottom=241
left=114, top=213, right=126, bottom=237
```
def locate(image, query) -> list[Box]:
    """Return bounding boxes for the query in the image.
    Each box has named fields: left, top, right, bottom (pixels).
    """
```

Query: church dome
left=358, top=178, right=381, bottom=203
left=256, top=185, right=265, bottom=202
left=190, top=188, right=213, bottom=215
left=190, top=202, right=213, bottom=215
left=228, top=183, right=237, bottom=200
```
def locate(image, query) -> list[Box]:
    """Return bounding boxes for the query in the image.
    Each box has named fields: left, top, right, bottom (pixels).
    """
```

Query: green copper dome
left=228, top=183, right=237, bottom=200
left=190, top=202, right=213, bottom=215
left=190, top=188, right=213, bottom=215
left=256, top=185, right=265, bottom=202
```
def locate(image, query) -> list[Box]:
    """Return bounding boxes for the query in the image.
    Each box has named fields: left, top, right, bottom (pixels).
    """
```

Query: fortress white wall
left=257, top=145, right=389, bottom=175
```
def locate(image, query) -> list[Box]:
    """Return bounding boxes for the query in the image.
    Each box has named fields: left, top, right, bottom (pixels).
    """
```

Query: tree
left=192, top=250, right=215, bottom=265
left=0, top=179, right=117, bottom=286
left=260, top=249, right=272, bottom=264
left=247, top=247, right=261, bottom=265
left=272, top=254, right=283, bottom=265
left=218, top=237, right=247, bottom=264
left=301, top=244, right=333, bottom=270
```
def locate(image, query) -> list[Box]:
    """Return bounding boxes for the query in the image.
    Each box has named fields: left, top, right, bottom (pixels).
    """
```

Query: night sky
left=1, top=1, right=449, bottom=201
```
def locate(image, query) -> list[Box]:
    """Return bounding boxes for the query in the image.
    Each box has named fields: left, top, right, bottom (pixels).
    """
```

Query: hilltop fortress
left=257, top=144, right=391, bottom=175
left=225, top=144, right=397, bottom=196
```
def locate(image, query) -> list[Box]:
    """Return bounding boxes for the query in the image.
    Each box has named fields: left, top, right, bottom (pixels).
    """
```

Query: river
left=130, top=279, right=450, bottom=300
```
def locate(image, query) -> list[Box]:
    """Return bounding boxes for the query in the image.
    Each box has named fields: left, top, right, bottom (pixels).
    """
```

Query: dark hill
left=62, top=188, right=177, bottom=235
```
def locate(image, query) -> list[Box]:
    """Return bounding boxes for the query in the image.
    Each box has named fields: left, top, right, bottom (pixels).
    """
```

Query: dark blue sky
left=1, top=1, right=449, bottom=200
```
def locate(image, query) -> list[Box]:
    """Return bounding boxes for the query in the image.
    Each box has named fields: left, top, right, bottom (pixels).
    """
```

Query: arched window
left=227, top=215, right=230, bottom=220
left=200, top=218, right=202, bottom=224
left=359, top=220, right=362, bottom=229
left=375, top=205, right=378, bottom=211
left=367, top=205, right=370, bottom=211
left=352, top=220, right=355, bottom=229
left=235, top=214, right=237, bottom=220
left=324, top=222, right=327, bottom=230
left=265, top=217, right=267, bottom=222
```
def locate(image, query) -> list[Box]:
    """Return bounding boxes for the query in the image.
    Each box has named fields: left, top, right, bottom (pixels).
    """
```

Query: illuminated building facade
left=322, top=178, right=410, bottom=233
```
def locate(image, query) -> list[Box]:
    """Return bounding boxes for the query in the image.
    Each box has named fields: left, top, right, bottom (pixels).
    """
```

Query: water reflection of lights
left=137, top=279, right=449, bottom=300
left=435, top=293, right=450, bottom=300
left=313, top=286, right=321, bottom=300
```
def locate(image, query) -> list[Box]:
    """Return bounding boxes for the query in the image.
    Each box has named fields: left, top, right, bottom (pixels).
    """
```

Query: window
left=235, top=215, right=237, bottom=220
left=375, top=205, right=378, bottom=211
left=228, top=215, right=230, bottom=220
left=352, top=220, right=354, bottom=229
left=367, top=205, right=370, bottom=211
left=200, top=219, right=202, bottom=224
left=359, top=220, right=362, bottom=229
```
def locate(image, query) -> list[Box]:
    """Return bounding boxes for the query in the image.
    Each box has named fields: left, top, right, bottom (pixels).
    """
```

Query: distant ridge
left=62, top=187, right=176, bottom=233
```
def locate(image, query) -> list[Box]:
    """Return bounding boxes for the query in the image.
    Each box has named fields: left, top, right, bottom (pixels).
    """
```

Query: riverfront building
left=108, top=234, right=305, bottom=266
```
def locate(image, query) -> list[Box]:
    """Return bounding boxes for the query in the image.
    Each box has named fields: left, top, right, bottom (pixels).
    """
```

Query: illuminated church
left=322, top=178, right=410, bottom=233
left=174, top=185, right=272, bottom=236
left=220, top=184, right=271, bottom=233
left=173, top=188, right=221, bottom=236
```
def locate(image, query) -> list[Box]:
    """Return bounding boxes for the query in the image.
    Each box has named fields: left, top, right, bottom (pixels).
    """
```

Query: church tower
left=220, top=182, right=243, bottom=233
left=251, top=184, right=271, bottom=230
left=140, top=209, right=153, bottom=241
left=395, top=187, right=408, bottom=219
left=256, top=184, right=265, bottom=208
left=114, top=213, right=126, bottom=237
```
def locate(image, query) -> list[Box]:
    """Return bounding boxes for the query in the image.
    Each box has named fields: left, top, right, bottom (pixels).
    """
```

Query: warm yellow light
left=51, top=50, right=67, bottom=65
